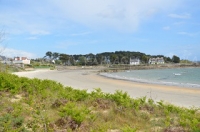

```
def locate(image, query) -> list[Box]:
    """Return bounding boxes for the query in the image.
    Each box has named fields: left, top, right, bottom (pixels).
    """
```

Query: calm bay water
left=100, top=67, right=200, bottom=88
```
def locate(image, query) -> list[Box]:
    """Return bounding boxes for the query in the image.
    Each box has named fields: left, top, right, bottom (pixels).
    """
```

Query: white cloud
left=51, top=0, right=181, bottom=32
left=30, top=30, right=50, bottom=35
left=55, top=41, right=78, bottom=50
left=0, top=47, right=36, bottom=58
left=70, top=31, right=91, bottom=36
left=178, top=32, right=199, bottom=37
left=163, top=26, right=170, bottom=30
left=26, top=36, right=38, bottom=40
left=168, top=13, right=190, bottom=19
left=0, top=0, right=183, bottom=34
left=173, top=21, right=185, bottom=25
left=0, top=0, right=54, bottom=35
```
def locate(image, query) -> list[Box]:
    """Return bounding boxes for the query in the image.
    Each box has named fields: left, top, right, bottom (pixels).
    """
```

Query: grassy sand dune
left=0, top=70, right=200, bottom=131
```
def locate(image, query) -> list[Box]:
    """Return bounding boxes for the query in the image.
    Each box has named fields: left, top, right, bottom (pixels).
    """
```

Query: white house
left=130, top=57, right=140, bottom=65
left=148, top=58, right=156, bottom=64
left=149, top=57, right=164, bottom=64
left=157, top=57, right=165, bottom=64
left=13, top=57, right=30, bottom=64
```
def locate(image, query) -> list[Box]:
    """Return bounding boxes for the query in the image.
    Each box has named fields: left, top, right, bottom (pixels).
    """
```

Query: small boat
left=173, top=73, right=181, bottom=76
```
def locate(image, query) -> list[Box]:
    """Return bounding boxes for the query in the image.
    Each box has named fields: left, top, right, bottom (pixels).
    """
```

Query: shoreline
left=99, top=71, right=200, bottom=89
left=13, top=69, right=200, bottom=108
left=98, top=72, right=200, bottom=93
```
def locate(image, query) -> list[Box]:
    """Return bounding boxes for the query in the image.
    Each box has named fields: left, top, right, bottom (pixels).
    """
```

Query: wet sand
left=14, top=69, right=200, bottom=108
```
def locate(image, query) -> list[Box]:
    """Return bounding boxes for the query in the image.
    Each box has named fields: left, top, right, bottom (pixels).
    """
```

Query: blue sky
left=0, top=0, right=200, bottom=61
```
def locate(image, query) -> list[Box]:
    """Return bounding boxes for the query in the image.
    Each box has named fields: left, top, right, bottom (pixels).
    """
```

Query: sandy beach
left=14, top=69, right=200, bottom=108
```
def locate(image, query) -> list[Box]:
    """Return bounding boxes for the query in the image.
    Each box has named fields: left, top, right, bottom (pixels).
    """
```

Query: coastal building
left=148, top=58, right=157, bottom=64
left=149, top=57, right=165, bottom=64
left=0, top=55, right=12, bottom=64
left=156, top=57, right=165, bottom=64
left=130, top=57, right=140, bottom=65
left=13, top=57, right=30, bottom=64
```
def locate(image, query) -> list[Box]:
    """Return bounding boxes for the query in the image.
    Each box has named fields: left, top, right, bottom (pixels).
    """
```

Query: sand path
left=14, top=69, right=200, bottom=108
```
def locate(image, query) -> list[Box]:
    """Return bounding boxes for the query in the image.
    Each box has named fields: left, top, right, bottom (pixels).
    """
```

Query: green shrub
left=0, top=114, right=25, bottom=131
left=121, top=125, right=137, bottom=132
left=110, top=90, right=133, bottom=107
left=60, top=102, right=91, bottom=125
left=90, top=88, right=105, bottom=98
left=58, top=87, right=89, bottom=101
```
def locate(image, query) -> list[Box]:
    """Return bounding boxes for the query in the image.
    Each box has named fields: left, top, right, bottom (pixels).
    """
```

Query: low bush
left=59, top=102, right=91, bottom=125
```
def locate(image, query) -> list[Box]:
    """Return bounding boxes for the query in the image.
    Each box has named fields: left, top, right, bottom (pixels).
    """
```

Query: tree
left=52, top=52, right=59, bottom=60
left=165, top=57, right=172, bottom=62
left=120, top=56, right=128, bottom=64
left=141, top=55, right=148, bottom=64
left=172, top=55, right=180, bottom=63
left=45, top=51, right=53, bottom=59
left=78, top=56, right=87, bottom=65
left=110, top=54, right=118, bottom=64
left=96, top=54, right=103, bottom=65
left=85, top=53, right=95, bottom=65
left=92, top=56, right=98, bottom=65
left=59, top=53, right=69, bottom=65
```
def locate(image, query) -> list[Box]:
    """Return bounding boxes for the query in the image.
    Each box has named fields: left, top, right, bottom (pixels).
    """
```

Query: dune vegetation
left=0, top=72, right=200, bottom=132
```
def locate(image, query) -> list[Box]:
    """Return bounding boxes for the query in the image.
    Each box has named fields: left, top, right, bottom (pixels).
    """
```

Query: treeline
left=34, top=51, right=180, bottom=65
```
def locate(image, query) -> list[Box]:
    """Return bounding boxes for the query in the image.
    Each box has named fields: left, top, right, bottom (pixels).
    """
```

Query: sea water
left=100, top=67, right=200, bottom=88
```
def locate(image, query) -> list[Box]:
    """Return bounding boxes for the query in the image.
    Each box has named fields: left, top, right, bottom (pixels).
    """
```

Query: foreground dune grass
left=0, top=72, right=200, bottom=132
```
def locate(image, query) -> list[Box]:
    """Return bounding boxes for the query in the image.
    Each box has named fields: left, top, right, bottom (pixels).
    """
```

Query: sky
left=0, top=0, right=200, bottom=61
